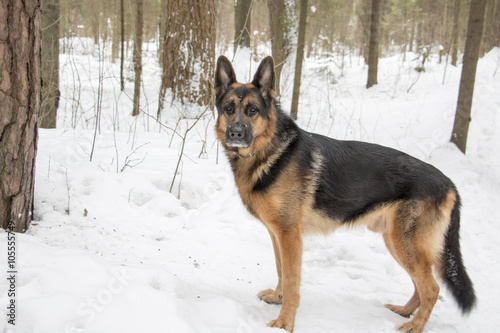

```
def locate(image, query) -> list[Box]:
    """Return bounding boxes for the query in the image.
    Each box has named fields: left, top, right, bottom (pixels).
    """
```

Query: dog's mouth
left=226, top=140, right=251, bottom=148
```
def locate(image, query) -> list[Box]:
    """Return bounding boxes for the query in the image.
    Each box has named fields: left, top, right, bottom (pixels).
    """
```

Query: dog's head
left=214, top=56, right=277, bottom=156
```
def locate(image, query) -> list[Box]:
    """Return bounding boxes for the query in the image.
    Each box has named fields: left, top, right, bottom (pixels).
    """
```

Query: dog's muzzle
left=226, top=123, right=252, bottom=148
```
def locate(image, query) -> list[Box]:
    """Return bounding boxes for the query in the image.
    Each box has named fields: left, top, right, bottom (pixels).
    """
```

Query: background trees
left=46, top=0, right=498, bottom=68
left=35, top=0, right=495, bottom=156
left=451, top=0, right=488, bottom=153
left=290, top=0, right=309, bottom=120
left=132, top=0, right=143, bottom=116
left=40, top=0, right=60, bottom=128
left=2, top=0, right=497, bottom=234
left=234, top=0, right=253, bottom=51
left=452, top=0, right=461, bottom=66
left=366, top=0, right=382, bottom=88
left=268, top=0, right=294, bottom=96
left=43, top=0, right=499, bottom=108
left=158, top=0, right=216, bottom=110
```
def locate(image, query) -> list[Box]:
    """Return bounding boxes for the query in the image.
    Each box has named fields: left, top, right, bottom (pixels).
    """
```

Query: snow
left=1, top=40, right=500, bottom=332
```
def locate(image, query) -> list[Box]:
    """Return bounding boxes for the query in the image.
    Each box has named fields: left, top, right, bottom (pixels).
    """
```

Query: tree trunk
left=111, top=0, right=120, bottom=63
left=159, top=0, right=168, bottom=66
left=357, top=0, right=371, bottom=64
left=409, top=22, right=415, bottom=52
left=415, top=0, right=424, bottom=50
left=451, top=0, right=461, bottom=66
left=268, top=0, right=292, bottom=96
left=40, top=0, right=59, bottom=129
left=0, top=0, right=42, bottom=232
left=120, top=0, right=125, bottom=91
left=290, top=0, right=309, bottom=120
left=158, top=0, right=216, bottom=113
left=132, top=0, right=143, bottom=117
left=492, top=0, right=500, bottom=48
left=450, top=0, right=487, bottom=153
left=234, top=0, right=252, bottom=51
left=481, top=0, right=499, bottom=54
left=91, top=0, right=101, bottom=44
left=367, top=0, right=381, bottom=88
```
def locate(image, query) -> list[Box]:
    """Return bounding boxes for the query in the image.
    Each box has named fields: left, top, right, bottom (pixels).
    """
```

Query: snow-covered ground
left=1, top=40, right=500, bottom=333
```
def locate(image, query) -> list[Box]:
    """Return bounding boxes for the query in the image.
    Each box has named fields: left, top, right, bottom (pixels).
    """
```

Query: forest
left=39, top=0, right=500, bottom=117
left=0, top=0, right=500, bottom=332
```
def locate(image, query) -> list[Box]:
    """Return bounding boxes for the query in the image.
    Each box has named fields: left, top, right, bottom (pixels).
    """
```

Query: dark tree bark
left=450, top=0, right=487, bottom=153
left=451, top=0, right=461, bottom=66
left=0, top=0, right=42, bottom=232
left=268, top=0, right=292, bottom=96
left=290, top=0, right=309, bottom=120
left=40, top=0, right=59, bottom=128
left=158, top=0, right=216, bottom=113
left=367, top=0, right=381, bottom=88
left=132, top=0, right=143, bottom=116
left=234, top=0, right=252, bottom=51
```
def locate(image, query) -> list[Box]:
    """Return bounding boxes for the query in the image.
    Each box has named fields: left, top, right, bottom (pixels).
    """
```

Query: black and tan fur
left=214, top=55, right=475, bottom=332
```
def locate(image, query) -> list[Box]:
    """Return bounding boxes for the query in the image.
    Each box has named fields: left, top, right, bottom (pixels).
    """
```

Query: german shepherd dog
left=214, top=55, right=475, bottom=332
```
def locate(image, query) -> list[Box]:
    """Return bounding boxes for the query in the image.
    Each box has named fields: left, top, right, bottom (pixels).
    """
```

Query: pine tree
left=158, top=0, right=216, bottom=113
left=0, top=0, right=42, bottom=232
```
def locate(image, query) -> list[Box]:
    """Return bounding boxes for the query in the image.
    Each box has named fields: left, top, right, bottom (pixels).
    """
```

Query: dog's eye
left=247, top=107, right=257, bottom=116
left=224, top=106, right=234, bottom=114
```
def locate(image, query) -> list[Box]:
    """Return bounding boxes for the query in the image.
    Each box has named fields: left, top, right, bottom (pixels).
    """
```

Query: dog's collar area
left=231, top=150, right=254, bottom=158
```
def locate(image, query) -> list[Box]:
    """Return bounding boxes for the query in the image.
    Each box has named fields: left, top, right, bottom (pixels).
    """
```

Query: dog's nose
left=228, top=123, right=245, bottom=139
left=226, top=123, right=251, bottom=148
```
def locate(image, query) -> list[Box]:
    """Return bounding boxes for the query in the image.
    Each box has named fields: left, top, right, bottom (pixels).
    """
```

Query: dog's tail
left=440, top=192, right=476, bottom=314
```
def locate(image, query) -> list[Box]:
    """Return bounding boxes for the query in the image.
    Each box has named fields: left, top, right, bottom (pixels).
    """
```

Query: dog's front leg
left=266, top=224, right=303, bottom=332
left=258, top=230, right=283, bottom=303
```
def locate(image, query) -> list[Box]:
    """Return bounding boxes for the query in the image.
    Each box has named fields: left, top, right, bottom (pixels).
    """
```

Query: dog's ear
left=252, top=56, right=276, bottom=99
left=215, top=56, right=237, bottom=99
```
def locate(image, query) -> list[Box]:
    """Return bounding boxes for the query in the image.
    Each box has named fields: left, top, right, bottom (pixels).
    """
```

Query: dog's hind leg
left=397, top=263, right=439, bottom=333
left=383, top=233, right=440, bottom=333
left=258, top=229, right=283, bottom=304
left=383, top=201, right=442, bottom=333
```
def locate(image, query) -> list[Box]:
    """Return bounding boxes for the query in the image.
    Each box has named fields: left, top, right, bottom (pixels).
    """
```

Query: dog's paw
left=267, top=317, right=293, bottom=332
left=397, top=320, right=424, bottom=333
left=385, top=303, right=413, bottom=318
left=258, top=289, right=283, bottom=304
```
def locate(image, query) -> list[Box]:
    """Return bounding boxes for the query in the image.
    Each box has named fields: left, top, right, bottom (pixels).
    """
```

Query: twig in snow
left=169, top=106, right=211, bottom=194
